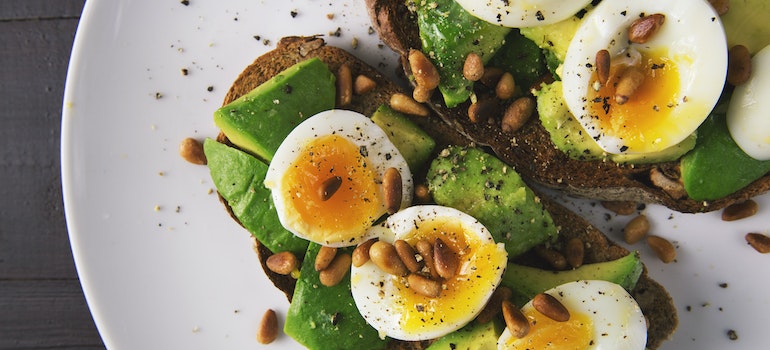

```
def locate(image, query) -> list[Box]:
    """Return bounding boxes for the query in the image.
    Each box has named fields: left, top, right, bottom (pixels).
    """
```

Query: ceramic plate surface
left=61, top=1, right=770, bottom=349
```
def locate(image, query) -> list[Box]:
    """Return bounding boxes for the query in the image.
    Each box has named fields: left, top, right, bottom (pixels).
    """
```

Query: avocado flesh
left=427, top=146, right=558, bottom=257
left=371, top=104, right=436, bottom=172
left=213, top=57, right=336, bottom=162
left=722, top=0, right=770, bottom=54
left=284, top=243, right=387, bottom=350
left=426, top=319, right=503, bottom=350
left=203, top=139, right=309, bottom=256
left=501, top=252, right=644, bottom=307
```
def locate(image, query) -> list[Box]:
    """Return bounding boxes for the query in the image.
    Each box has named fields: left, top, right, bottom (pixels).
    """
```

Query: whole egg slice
left=497, top=280, right=647, bottom=350
left=562, top=0, right=727, bottom=154
left=350, top=205, right=508, bottom=341
left=264, top=109, right=412, bottom=247
left=455, top=0, right=594, bottom=27
left=727, top=44, right=770, bottom=160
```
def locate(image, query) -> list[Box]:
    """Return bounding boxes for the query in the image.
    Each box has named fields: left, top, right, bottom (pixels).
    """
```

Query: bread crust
left=365, top=0, right=770, bottom=213
left=215, top=36, right=676, bottom=349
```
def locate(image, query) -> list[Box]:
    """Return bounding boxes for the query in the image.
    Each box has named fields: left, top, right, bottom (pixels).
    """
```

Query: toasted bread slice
left=213, top=36, right=676, bottom=349
left=365, top=0, right=770, bottom=213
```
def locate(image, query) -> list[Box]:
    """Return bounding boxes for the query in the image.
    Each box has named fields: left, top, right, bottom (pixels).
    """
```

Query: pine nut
left=746, top=233, right=770, bottom=254
left=468, top=98, right=499, bottom=124
left=533, top=293, right=570, bottom=322
left=369, top=241, right=409, bottom=276
left=624, top=215, right=650, bottom=244
left=353, top=74, right=377, bottom=95
left=266, top=251, right=299, bottom=275
left=722, top=199, right=758, bottom=221
left=565, top=237, right=585, bottom=269
left=628, top=13, right=665, bottom=44
left=463, top=52, right=484, bottom=81
left=412, top=85, right=433, bottom=103
left=501, top=97, right=534, bottom=133
left=708, top=0, right=730, bottom=16
left=383, top=167, right=403, bottom=215
left=647, top=235, right=676, bottom=263
left=318, top=176, right=342, bottom=201
left=408, top=49, right=440, bottom=90
left=433, top=238, right=459, bottom=279
left=179, top=138, right=207, bottom=165
left=395, top=240, right=422, bottom=273
left=495, top=72, right=516, bottom=100
left=477, top=286, right=513, bottom=324
left=352, top=238, right=378, bottom=267
left=390, top=93, right=430, bottom=117
left=595, top=49, right=611, bottom=85
left=727, top=45, right=752, bottom=86
left=415, top=239, right=439, bottom=279
left=601, top=201, right=637, bottom=215
left=315, top=246, right=338, bottom=271
left=502, top=300, right=530, bottom=338
left=614, top=66, right=645, bottom=105
left=407, top=273, right=442, bottom=298
left=319, top=253, right=352, bottom=287
left=534, top=245, right=567, bottom=270
left=414, top=183, right=431, bottom=204
left=336, top=63, right=353, bottom=106
left=256, top=309, right=279, bottom=344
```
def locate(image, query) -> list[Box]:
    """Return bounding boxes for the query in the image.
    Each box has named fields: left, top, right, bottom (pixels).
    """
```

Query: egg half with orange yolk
left=264, top=109, right=412, bottom=247
left=497, top=280, right=647, bottom=350
left=562, top=0, right=727, bottom=154
left=350, top=205, right=507, bottom=341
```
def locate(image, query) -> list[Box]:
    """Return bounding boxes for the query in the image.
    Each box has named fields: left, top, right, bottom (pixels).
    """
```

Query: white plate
left=61, top=1, right=770, bottom=349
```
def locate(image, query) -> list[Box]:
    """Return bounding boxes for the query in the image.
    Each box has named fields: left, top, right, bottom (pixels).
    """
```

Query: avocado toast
left=365, top=0, right=770, bottom=213
left=203, top=36, right=676, bottom=349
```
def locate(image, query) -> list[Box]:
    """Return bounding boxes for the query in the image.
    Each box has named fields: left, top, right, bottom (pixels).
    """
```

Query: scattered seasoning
left=181, top=68, right=189, bottom=76
left=155, top=92, right=163, bottom=99
left=254, top=35, right=261, bottom=41
left=719, top=282, right=728, bottom=288
left=727, top=329, right=738, bottom=341
left=207, top=85, right=214, bottom=92
left=327, top=13, right=334, bottom=20
left=685, top=305, right=692, bottom=311
left=290, top=9, right=298, bottom=18
left=180, top=0, right=190, bottom=6
left=330, top=27, right=342, bottom=37
left=368, top=26, right=375, bottom=35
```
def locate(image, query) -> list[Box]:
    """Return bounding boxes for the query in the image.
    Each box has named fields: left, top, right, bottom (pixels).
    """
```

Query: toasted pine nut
left=501, top=97, right=534, bottom=133
left=628, top=13, right=665, bottom=44
left=565, top=237, right=585, bottom=269
left=463, top=52, right=484, bottom=81
left=624, top=215, right=650, bottom=244
left=319, top=253, right=352, bottom=287
left=369, top=241, right=409, bottom=276
left=408, top=49, right=440, bottom=90
left=383, top=167, right=403, bottom=215
left=395, top=240, right=422, bottom=273
left=477, top=286, right=513, bottom=324
left=534, top=245, right=567, bottom=270
left=601, top=201, right=637, bottom=215
left=649, top=167, right=686, bottom=199
left=502, top=300, right=530, bottom=338
left=318, top=176, right=342, bottom=201
left=266, top=251, right=299, bottom=275
left=647, top=235, right=676, bottom=263
left=354, top=74, right=377, bottom=95
left=256, top=309, right=279, bottom=344
left=407, top=273, right=442, bottom=298
left=595, top=49, right=611, bottom=85
left=179, top=138, right=207, bottom=165
left=495, top=72, right=516, bottom=100
left=533, top=293, right=570, bottom=322
left=315, top=246, right=338, bottom=271
left=336, top=63, right=353, bottom=106
left=708, top=0, right=730, bottom=16
left=352, top=238, right=378, bottom=267
left=614, top=66, right=645, bottom=105
left=412, top=85, right=433, bottom=103
left=433, top=238, right=459, bottom=279
left=415, top=239, right=439, bottom=279
left=722, top=199, right=758, bottom=221
left=746, top=233, right=770, bottom=254
left=727, top=45, right=752, bottom=86
left=390, top=93, right=429, bottom=117
left=414, top=183, right=431, bottom=204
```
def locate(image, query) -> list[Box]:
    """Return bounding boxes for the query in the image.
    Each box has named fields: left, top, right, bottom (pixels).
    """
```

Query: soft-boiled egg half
left=562, top=0, right=727, bottom=154
left=264, top=109, right=412, bottom=247
left=728, top=44, right=770, bottom=160
left=455, top=0, right=594, bottom=27
left=351, top=205, right=508, bottom=341
left=498, top=280, right=647, bottom=350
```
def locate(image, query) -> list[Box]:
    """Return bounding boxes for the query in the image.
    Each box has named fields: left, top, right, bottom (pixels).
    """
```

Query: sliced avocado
left=203, top=139, right=308, bottom=256
left=426, top=319, right=503, bottom=350
left=213, top=58, right=336, bottom=162
left=681, top=107, right=770, bottom=201
left=501, top=252, right=644, bottom=307
left=285, top=243, right=387, bottom=350
left=520, top=15, right=584, bottom=79
left=721, top=0, right=770, bottom=54
left=427, top=146, right=558, bottom=257
left=371, top=104, right=436, bottom=171
left=489, top=29, right=548, bottom=92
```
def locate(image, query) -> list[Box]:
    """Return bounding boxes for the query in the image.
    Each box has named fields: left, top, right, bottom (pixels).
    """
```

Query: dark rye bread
left=365, top=0, right=770, bottom=213
left=214, top=36, right=676, bottom=349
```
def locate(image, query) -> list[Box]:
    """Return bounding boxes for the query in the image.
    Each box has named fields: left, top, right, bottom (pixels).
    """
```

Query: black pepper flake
left=290, top=9, right=298, bottom=18
left=330, top=27, right=342, bottom=37
left=535, top=10, right=545, bottom=21
left=359, top=146, right=368, bottom=157
left=719, top=282, right=728, bottom=288
left=283, top=84, right=293, bottom=94
left=727, top=329, right=738, bottom=340
left=207, top=86, right=214, bottom=92
left=154, top=92, right=163, bottom=99
left=180, top=0, right=189, bottom=6
left=181, top=68, right=189, bottom=76
left=619, top=145, right=629, bottom=152
left=651, top=63, right=666, bottom=70
left=331, top=312, right=342, bottom=325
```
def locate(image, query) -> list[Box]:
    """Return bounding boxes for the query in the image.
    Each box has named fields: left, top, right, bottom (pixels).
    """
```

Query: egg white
left=561, top=0, right=727, bottom=154
left=497, top=280, right=647, bottom=350
left=264, top=109, right=413, bottom=247
left=455, top=0, right=593, bottom=27
left=727, top=44, right=770, bottom=160
left=350, top=205, right=507, bottom=341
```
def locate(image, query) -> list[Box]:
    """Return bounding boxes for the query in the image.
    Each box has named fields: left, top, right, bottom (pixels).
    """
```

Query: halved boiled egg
left=264, top=109, right=412, bottom=247
left=498, top=280, right=647, bottom=350
left=728, top=44, right=770, bottom=160
left=562, top=0, right=727, bottom=154
left=350, top=205, right=508, bottom=341
left=455, top=0, right=594, bottom=27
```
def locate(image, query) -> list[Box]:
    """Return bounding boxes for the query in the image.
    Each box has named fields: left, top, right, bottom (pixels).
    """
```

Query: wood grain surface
left=0, top=0, right=104, bottom=348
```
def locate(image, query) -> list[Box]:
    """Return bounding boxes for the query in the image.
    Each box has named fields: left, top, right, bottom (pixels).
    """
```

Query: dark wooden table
left=1, top=0, right=104, bottom=348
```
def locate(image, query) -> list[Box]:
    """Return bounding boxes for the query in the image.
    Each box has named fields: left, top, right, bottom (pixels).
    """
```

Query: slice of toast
left=213, top=36, right=677, bottom=349
left=365, top=0, right=770, bottom=213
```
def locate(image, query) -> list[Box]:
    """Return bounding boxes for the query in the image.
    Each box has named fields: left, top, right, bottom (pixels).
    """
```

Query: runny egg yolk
left=587, top=48, right=681, bottom=151
left=281, top=134, right=384, bottom=244
left=504, top=309, right=595, bottom=349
